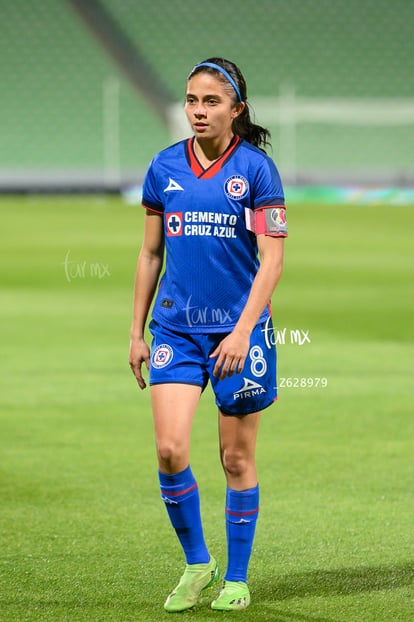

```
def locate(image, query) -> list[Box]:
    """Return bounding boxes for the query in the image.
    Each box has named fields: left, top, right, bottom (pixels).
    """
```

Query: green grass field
left=0, top=195, right=413, bottom=621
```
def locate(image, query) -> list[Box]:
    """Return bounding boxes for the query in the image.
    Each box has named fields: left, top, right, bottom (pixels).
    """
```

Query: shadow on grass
left=245, top=562, right=414, bottom=622
left=267, top=561, right=414, bottom=600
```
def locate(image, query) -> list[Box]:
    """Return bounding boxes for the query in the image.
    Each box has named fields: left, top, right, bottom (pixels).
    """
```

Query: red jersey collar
left=186, top=135, right=241, bottom=179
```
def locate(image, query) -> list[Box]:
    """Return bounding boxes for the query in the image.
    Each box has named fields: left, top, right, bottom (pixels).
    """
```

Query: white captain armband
left=245, top=206, right=288, bottom=237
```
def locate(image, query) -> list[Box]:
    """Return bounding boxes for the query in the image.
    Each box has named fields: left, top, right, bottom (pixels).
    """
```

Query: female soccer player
left=129, top=57, right=287, bottom=612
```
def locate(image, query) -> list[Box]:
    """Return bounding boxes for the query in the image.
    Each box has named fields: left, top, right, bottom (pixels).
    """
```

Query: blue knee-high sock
left=225, top=485, right=259, bottom=583
left=158, top=465, right=210, bottom=564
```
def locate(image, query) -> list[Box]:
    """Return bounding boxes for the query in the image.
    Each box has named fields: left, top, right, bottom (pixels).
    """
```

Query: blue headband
left=192, top=62, right=243, bottom=102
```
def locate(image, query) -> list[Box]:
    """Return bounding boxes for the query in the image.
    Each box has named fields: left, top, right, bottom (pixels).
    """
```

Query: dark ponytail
left=188, top=57, right=271, bottom=151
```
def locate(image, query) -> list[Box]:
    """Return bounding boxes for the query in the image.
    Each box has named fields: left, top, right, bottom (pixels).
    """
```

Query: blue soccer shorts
left=148, top=318, right=277, bottom=416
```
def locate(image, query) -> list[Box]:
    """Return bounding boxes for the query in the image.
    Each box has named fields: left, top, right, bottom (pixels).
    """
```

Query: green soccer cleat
left=211, top=580, right=251, bottom=611
left=164, top=556, right=219, bottom=612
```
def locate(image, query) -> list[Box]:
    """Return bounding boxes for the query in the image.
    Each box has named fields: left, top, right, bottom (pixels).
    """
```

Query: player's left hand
left=209, top=330, right=250, bottom=380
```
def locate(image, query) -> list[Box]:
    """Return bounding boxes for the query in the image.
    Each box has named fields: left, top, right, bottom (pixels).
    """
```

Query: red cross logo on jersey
left=167, top=212, right=182, bottom=236
left=230, top=180, right=244, bottom=195
left=225, top=175, right=249, bottom=200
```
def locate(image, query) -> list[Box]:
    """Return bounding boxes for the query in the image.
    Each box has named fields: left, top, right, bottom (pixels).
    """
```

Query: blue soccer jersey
left=142, top=135, right=286, bottom=333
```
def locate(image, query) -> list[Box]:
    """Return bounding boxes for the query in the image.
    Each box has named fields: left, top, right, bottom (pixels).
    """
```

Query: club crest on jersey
left=166, top=212, right=183, bottom=236
left=225, top=175, right=249, bottom=200
left=152, top=343, right=174, bottom=369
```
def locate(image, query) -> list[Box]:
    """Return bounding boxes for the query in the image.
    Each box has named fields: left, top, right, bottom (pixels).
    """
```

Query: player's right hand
left=129, top=337, right=151, bottom=389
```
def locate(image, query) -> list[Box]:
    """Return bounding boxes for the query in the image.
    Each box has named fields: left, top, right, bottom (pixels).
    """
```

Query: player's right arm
left=129, top=211, right=164, bottom=389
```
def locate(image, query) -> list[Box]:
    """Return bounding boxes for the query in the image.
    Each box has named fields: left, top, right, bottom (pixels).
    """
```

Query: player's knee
left=221, top=447, right=248, bottom=479
left=157, top=441, right=187, bottom=472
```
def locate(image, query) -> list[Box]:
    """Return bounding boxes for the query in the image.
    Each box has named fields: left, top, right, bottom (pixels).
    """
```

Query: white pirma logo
left=164, top=178, right=184, bottom=192
left=225, top=175, right=249, bottom=200
left=233, top=377, right=265, bottom=400
left=152, top=343, right=174, bottom=368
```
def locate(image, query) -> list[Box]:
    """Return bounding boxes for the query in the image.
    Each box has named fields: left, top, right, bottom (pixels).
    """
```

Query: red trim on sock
left=160, top=482, right=198, bottom=497
left=225, top=506, right=259, bottom=517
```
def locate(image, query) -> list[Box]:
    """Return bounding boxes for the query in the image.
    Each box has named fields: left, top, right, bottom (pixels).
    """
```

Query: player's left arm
left=236, top=233, right=284, bottom=335
left=211, top=234, right=284, bottom=379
